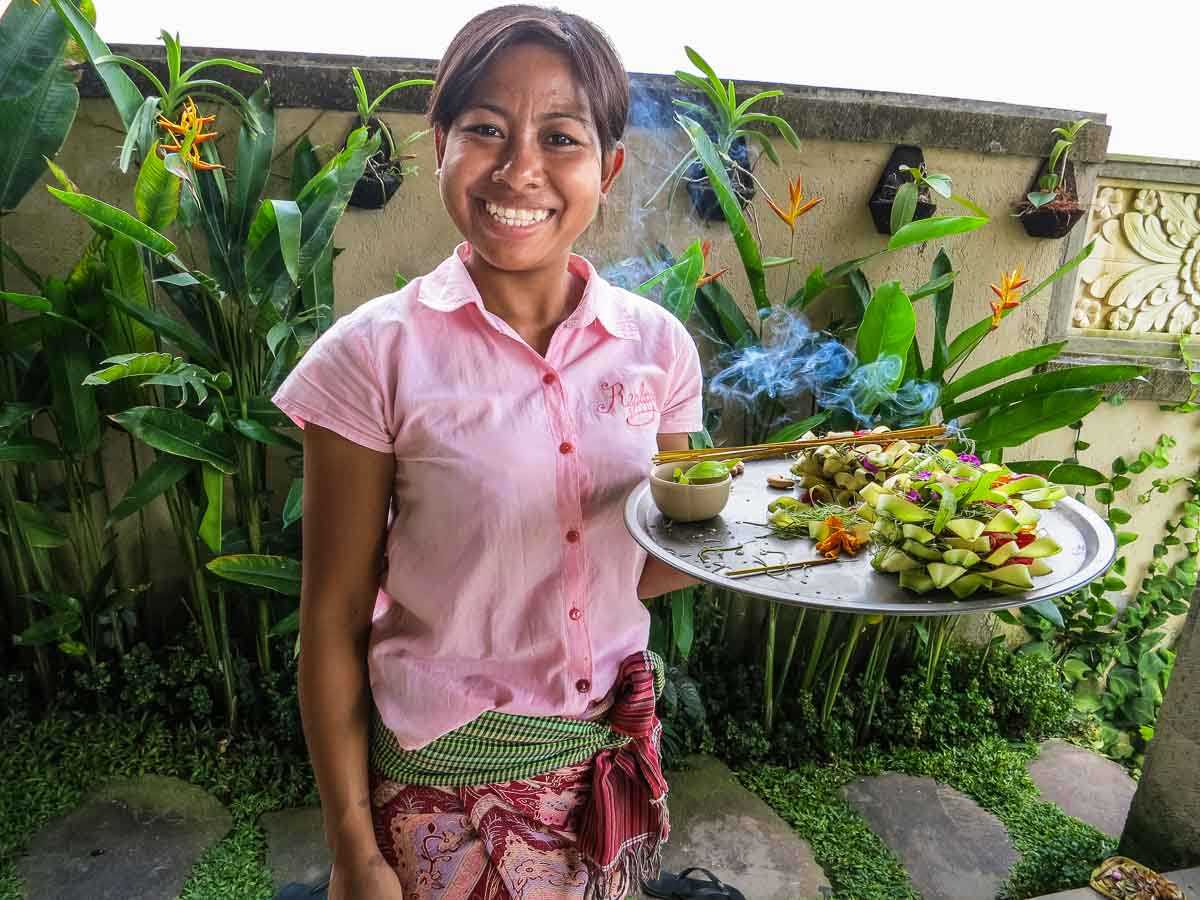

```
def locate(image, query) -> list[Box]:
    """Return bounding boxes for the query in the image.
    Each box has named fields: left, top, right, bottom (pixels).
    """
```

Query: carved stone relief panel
left=1072, top=179, right=1200, bottom=336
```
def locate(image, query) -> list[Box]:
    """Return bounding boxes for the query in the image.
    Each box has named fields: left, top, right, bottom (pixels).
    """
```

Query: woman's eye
left=548, top=133, right=578, bottom=146
left=468, top=124, right=501, bottom=137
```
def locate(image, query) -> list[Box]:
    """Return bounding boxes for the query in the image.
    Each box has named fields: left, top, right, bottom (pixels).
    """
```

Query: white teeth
left=485, top=202, right=551, bottom=227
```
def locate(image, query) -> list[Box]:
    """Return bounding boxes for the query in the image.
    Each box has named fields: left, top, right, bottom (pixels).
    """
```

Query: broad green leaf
left=1, top=500, right=68, bottom=547
left=45, top=187, right=177, bottom=257
left=233, top=417, right=301, bottom=451
left=282, top=478, right=303, bottom=529
left=855, top=281, right=915, bottom=383
left=942, top=342, right=1068, bottom=402
left=965, top=389, right=1103, bottom=449
left=636, top=241, right=703, bottom=324
left=247, top=127, right=379, bottom=310
left=270, top=608, right=300, bottom=636
left=888, top=215, right=988, bottom=251
left=119, top=95, right=162, bottom=174
left=0, top=0, right=78, bottom=210
left=0, top=317, right=44, bottom=351
left=102, top=288, right=219, bottom=369
left=944, top=364, right=1146, bottom=419
left=206, top=553, right=301, bottom=596
left=0, top=437, right=61, bottom=463
left=44, top=278, right=100, bottom=455
left=245, top=198, right=303, bottom=289
left=49, top=0, right=140, bottom=125
left=15, top=610, right=81, bottom=646
left=924, top=174, right=953, bottom=199
left=111, top=406, right=237, bottom=473
left=765, top=411, right=831, bottom=443
left=928, top=250, right=954, bottom=382
left=1073, top=677, right=1103, bottom=712
left=106, top=454, right=191, bottom=526
left=910, top=269, right=955, bottom=303
left=0, top=401, right=40, bottom=433
left=676, top=114, right=769, bottom=312
left=199, top=463, right=223, bottom=553
left=694, top=280, right=755, bottom=349
left=0, top=291, right=51, bottom=312
left=230, top=81, right=276, bottom=245
left=1010, top=460, right=1107, bottom=486
left=1026, top=598, right=1064, bottom=628
left=133, top=139, right=180, bottom=232
left=890, top=181, right=919, bottom=234
left=84, top=351, right=176, bottom=384
left=737, top=113, right=800, bottom=149
left=671, top=589, right=694, bottom=660
left=846, top=269, right=870, bottom=313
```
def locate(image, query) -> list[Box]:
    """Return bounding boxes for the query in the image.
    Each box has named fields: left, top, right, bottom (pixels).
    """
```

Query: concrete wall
left=6, top=47, right=1197, bottom=614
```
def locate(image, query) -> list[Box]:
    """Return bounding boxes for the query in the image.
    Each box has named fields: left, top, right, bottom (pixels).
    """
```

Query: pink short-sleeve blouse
left=272, top=242, right=703, bottom=749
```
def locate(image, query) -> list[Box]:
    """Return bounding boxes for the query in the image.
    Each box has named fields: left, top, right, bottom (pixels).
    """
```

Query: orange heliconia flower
left=815, top=515, right=865, bottom=559
left=765, top=175, right=823, bottom=233
left=988, top=264, right=1030, bottom=329
left=156, top=97, right=224, bottom=171
left=697, top=239, right=729, bottom=288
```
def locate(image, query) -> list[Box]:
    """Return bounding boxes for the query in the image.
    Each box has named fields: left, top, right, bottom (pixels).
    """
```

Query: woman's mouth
left=483, top=201, right=554, bottom=228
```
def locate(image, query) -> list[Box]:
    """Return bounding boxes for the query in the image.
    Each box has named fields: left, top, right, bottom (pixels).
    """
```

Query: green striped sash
left=369, top=652, right=665, bottom=787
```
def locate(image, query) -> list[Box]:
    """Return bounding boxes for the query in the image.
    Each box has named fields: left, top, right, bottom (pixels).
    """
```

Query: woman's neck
left=465, top=250, right=585, bottom=353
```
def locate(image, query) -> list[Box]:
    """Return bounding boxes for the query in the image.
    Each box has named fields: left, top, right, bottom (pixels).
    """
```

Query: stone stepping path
left=14, top=774, right=231, bottom=900
left=843, top=773, right=1020, bottom=900
left=643, top=754, right=830, bottom=900
left=259, top=807, right=331, bottom=893
left=1026, top=739, right=1136, bottom=839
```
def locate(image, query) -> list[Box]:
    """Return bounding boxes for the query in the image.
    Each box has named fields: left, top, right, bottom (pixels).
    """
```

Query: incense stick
left=723, top=557, right=840, bottom=578
left=653, top=425, right=948, bottom=466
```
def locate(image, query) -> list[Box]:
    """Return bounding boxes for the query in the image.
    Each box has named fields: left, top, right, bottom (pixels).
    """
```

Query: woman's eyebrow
left=465, top=101, right=590, bottom=126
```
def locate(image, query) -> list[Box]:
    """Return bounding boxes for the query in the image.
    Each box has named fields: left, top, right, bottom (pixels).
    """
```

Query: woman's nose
left=493, top=134, right=544, bottom=188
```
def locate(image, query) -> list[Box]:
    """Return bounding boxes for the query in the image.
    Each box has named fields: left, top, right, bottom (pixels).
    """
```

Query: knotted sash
left=369, top=650, right=669, bottom=898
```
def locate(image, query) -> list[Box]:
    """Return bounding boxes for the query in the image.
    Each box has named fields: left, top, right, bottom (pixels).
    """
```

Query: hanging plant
left=1016, top=118, right=1091, bottom=239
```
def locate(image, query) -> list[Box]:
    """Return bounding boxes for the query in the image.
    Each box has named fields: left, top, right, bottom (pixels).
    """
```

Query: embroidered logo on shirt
left=596, top=380, right=658, bottom=426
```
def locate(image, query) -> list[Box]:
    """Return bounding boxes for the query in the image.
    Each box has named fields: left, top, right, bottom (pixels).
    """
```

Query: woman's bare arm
left=637, top=432, right=702, bottom=599
left=299, top=423, right=395, bottom=866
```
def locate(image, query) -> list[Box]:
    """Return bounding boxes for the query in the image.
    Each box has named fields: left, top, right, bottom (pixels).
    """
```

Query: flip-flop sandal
left=643, top=866, right=747, bottom=899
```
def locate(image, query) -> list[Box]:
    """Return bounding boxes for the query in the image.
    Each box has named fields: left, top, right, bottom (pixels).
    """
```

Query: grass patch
left=737, top=736, right=1117, bottom=900
left=0, top=709, right=315, bottom=900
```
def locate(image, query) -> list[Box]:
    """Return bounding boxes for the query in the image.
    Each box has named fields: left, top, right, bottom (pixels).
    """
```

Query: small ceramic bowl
left=649, top=462, right=732, bottom=522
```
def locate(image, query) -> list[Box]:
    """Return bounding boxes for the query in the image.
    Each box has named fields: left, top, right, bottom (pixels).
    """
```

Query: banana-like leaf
left=230, top=82, right=275, bottom=247
left=2, top=500, right=68, bottom=547
left=14, top=610, right=81, bottom=646
left=44, top=276, right=101, bottom=455
left=233, top=416, right=301, bottom=451
left=856, top=281, right=915, bottom=386
left=765, top=411, right=831, bottom=443
left=887, top=215, right=987, bottom=251
left=942, top=342, right=1068, bottom=403
left=206, top=553, right=301, bottom=596
left=282, top=478, right=303, bottom=530
left=0, top=291, right=51, bottom=312
left=46, top=187, right=177, bottom=258
left=133, top=140, right=180, bottom=232
left=49, top=0, right=142, bottom=128
left=694, top=280, right=755, bottom=350
left=85, top=351, right=176, bottom=384
left=199, top=463, right=223, bottom=553
left=0, top=438, right=62, bottom=462
left=927, top=250, right=955, bottom=382
left=676, top=114, right=769, bottom=312
left=248, top=128, right=379, bottom=310
left=636, top=241, right=703, bottom=324
left=118, top=95, right=160, bottom=174
left=0, top=0, right=66, bottom=100
left=106, top=453, right=190, bottom=526
left=269, top=607, right=300, bottom=636
left=111, top=406, right=238, bottom=473
left=944, top=364, right=1146, bottom=419
left=245, top=199, right=303, bottom=289
left=964, top=388, right=1103, bottom=449
left=0, top=9, right=77, bottom=212
left=102, top=288, right=219, bottom=370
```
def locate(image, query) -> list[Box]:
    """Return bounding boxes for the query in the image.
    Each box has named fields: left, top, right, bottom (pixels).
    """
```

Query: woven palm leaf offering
left=787, top=425, right=920, bottom=507
left=863, top=447, right=1066, bottom=597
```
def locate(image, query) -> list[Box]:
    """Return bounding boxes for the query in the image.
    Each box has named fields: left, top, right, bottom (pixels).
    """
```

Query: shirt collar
left=416, top=242, right=640, bottom=341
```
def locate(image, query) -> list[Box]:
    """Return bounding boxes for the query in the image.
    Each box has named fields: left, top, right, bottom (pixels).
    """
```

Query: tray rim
left=624, top=468, right=1118, bottom=616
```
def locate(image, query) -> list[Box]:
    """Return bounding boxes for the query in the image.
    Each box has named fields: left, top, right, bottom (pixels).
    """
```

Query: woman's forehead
left=468, top=44, right=593, bottom=116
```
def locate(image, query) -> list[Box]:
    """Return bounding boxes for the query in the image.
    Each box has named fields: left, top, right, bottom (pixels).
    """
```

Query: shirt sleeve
left=271, top=312, right=395, bottom=454
left=658, top=320, right=705, bottom=434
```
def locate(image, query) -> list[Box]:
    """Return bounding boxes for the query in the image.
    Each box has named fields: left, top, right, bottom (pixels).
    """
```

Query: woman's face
left=434, top=42, right=624, bottom=275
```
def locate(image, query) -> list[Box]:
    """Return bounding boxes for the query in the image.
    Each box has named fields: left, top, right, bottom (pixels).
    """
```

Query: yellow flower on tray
left=156, top=97, right=224, bottom=171
left=765, top=175, right=823, bottom=233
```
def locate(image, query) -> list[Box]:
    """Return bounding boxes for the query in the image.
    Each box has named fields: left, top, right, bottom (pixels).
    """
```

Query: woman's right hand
left=328, top=853, right=404, bottom=900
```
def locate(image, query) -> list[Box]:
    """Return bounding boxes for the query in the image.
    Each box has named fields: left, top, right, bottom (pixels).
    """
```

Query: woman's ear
left=433, top=125, right=447, bottom=168
left=600, top=141, right=626, bottom=197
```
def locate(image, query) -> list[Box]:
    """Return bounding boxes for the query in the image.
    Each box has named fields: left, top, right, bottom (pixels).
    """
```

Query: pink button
left=542, top=373, right=556, bottom=385
left=575, top=678, right=591, bottom=693
left=559, top=441, right=574, bottom=455
left=566, top=529, right=580, bottom=543
left=569, top=608, right=582, bottom=620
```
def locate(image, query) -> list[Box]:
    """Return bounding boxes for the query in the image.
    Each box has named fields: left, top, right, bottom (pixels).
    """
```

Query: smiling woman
left=269, top=5, right=712, bottom=900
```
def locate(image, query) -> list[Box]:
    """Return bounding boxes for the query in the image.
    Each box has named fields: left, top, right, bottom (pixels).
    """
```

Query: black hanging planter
left=1017, top=160, right=1085, bottom=239
left=868, top=145, right=936, bottom=235
left=685, top=135, right=756, bottom=222
left=346, top=117, right=403, bottom=210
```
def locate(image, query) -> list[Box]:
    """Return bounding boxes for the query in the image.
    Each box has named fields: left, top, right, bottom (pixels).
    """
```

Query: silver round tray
left=624, top=457, right=1117, bottom=616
